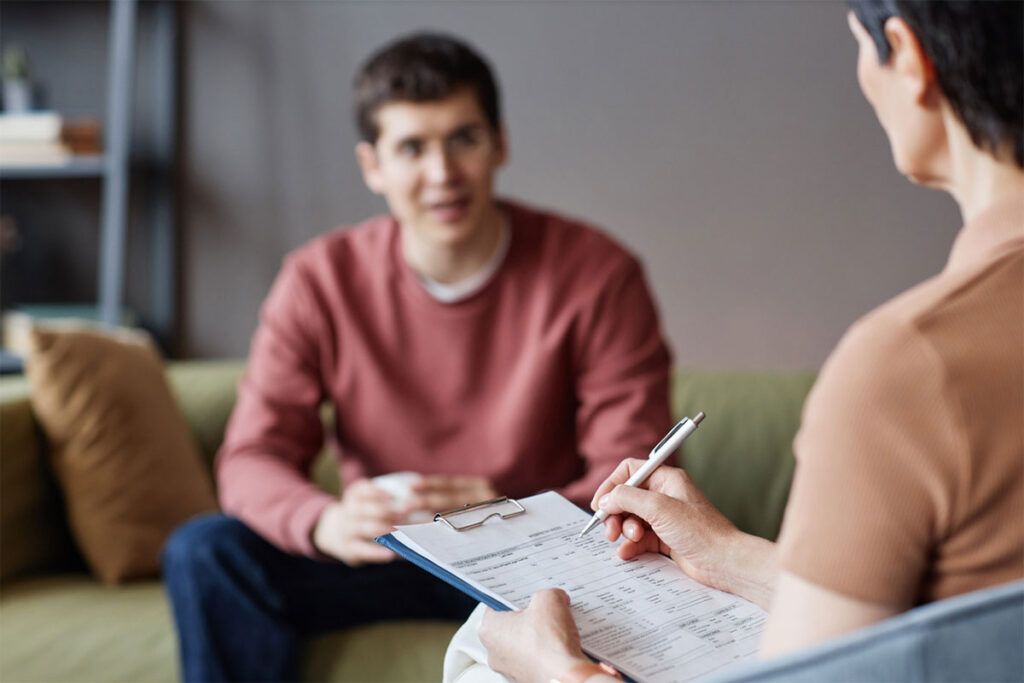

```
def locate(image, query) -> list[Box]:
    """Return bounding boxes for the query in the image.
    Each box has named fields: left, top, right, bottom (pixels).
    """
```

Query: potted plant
left=3, top=45, right=33, bottom=112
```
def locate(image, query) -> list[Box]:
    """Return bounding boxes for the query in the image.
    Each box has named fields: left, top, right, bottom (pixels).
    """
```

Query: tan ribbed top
left=778, top=197, right=1024, bottom=607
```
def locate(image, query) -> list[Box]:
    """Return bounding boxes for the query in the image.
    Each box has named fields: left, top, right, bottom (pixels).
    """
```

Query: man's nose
left=423, top=148, right=460, bottom=184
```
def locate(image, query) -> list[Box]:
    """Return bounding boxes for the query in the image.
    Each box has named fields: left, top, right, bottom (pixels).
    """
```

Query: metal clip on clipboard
left=433, top=496, right=526, bottom=531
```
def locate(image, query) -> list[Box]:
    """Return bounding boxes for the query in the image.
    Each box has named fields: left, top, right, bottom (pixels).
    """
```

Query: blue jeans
left=162, top=514, right=478, bottom=683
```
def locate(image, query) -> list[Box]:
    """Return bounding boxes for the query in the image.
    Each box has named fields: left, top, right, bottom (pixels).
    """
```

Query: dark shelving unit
left=0, top=0, right=177, bottom=364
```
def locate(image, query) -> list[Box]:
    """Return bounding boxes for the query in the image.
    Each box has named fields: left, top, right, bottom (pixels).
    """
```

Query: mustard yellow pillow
left=25, top=326, right=217, bottom=584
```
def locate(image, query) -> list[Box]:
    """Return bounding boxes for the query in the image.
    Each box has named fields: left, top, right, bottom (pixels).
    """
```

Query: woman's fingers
left=622, top=515, right=647, bottom=543
left=603, top=513, right=623, bottom=541
left=590, top=458, right=650, bottom=510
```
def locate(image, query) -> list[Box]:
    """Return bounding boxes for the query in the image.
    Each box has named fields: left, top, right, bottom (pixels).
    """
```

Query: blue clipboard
left=374, top=495, right=637, bottom=683
left=374, top=495, right=527, bottom=611
left=374, top=532, right=510, bottom=611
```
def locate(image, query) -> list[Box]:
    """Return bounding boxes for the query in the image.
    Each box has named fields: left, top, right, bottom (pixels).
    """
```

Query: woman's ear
left=883, top=16, right=938, bottom=106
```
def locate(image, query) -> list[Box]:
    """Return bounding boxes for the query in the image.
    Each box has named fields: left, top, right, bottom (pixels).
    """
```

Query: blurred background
left=0, top=0, right=960, bottom=369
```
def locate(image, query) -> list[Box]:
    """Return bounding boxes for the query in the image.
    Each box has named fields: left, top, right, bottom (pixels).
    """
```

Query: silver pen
left=578, top=411, right=706, bottom=537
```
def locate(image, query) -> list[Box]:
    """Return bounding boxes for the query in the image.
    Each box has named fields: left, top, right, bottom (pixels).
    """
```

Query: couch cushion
left=165, top=360, right=245, bottom=472
left=0, top=574, right=461, bottom=683
left=671, top=370, right=816, bottom=541
left=25, top=327, right=218, bottom=584
left=0, top=575, right=179, bottom=682
left=303, top=621, right=461, bottom=682
left=164, top=360, right=342, bottom=495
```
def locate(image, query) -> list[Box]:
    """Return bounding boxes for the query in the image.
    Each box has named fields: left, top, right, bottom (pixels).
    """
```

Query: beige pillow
left=24, top=326, right=217, bottom=584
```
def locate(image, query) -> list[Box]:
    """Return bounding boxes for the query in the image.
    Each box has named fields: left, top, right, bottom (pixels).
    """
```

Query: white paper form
left=392, top=491, right=767, bottom=682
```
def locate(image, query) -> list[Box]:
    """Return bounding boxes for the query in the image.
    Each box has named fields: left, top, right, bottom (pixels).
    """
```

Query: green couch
left=0, top=361, right=815, bottom=682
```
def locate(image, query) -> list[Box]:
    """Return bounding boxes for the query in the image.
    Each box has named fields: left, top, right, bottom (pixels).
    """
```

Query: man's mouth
left=426, top=197, right=472, bottom=223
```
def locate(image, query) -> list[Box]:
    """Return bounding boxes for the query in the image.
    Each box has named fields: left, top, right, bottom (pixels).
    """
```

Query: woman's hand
left=591, top=461, right=777, bottom=607
left=479, top=589, right=590, bottom=682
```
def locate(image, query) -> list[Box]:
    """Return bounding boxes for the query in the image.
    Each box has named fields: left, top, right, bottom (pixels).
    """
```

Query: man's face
left=356, top=88, right=507, bottom=249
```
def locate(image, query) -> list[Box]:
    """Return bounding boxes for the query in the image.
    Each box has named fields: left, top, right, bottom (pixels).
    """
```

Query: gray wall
left=180, top=0, right=961, bottom=368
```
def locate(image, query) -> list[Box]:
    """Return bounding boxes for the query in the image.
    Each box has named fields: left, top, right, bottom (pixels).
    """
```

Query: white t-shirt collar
left=417, top=215, right=511, bottom=303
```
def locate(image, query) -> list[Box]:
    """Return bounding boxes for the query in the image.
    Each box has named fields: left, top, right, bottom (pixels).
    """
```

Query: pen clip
left=651, top=419, right=688, bottom=454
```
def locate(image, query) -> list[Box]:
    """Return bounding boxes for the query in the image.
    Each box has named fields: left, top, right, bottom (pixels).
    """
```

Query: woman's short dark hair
left=354, top=32, right=501, bottom=143
left=847, top=0, right=1023, bottom=167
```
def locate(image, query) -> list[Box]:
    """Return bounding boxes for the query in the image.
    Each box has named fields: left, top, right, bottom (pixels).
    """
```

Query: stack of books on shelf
left=0, top=111, right=102, bottom=166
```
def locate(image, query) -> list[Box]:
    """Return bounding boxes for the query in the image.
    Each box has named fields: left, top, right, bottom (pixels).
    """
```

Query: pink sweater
left=217, top=200, right=672, bottom=556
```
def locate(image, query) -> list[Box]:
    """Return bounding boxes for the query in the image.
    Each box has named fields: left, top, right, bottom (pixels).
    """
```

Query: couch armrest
left=707, top=579, right=1024, bottom=682
left=0, top=378, right=81, bottom=584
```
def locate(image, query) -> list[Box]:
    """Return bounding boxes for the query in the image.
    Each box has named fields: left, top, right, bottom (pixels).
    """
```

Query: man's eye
left=450, top=130, right=482, bottom=148
left=398, top=141, right=422, bottom=156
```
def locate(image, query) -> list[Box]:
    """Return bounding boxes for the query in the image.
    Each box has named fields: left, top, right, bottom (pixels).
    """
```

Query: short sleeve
left=777, top=313, right=963, bottom=607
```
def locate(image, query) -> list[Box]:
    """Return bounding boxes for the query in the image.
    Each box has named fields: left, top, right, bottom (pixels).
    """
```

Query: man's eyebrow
left=389, top=122, right=484, bottom=149
left=449, top=123, right=485, bottom=136
left=391, top=134, right=423, bottom=150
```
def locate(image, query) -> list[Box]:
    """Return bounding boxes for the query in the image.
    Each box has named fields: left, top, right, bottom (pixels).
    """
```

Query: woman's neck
left=943, top=116, right=1024, bottom=221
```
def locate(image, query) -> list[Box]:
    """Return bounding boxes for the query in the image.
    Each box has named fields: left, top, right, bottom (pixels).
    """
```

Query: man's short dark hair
left=848, top=1, right=1023, bottom=167
left=354, top=32, right=502, bottom=143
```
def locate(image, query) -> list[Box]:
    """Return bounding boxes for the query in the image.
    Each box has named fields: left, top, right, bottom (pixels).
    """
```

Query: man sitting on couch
left=161, top=31, right=672, bottom=683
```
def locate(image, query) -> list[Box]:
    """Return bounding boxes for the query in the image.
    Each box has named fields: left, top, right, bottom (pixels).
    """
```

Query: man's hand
left=312, top=479, right=400, bottom=566
left=406, top=475, right=497, bottom=515
left=590, top=461, right=777, bottom=607
left=479, top=589, right=591, bottom=682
